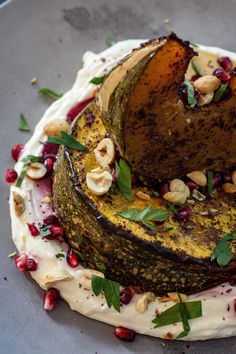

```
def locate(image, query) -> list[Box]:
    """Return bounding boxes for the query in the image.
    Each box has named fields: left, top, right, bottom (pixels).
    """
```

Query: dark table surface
left=1, top=0, right=236, bottom=353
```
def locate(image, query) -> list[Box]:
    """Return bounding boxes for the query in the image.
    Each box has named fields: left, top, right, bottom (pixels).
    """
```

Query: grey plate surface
left=1, top=0, right=236, bottom=353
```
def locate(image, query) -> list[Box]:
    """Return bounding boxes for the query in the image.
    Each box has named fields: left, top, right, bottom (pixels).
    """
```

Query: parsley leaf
left=91, top=275, right=120, bottom=312
left=55, top=253, right=65, bottom=259
left=16, top=155, right=43, bottom=187
left=48, top=131, right=88, bottom=152
left=19, top=113, right=31, bottom=132
left=211, top=230, right=236, bottom=266
left=89, top=76, right=105, bottom=85
left=207, top=171, right=214, bottom=194
left=106, top=36, right=116, bottom=47
left=118, top=205, right=169, bottom=231
left=183, top=80, right=197, bottom=108
left=152, top=299, right=202, bottom=338
left=93, top=255, right=106, bottom=272
left=115, top=159, right=132, bottom=201
left=38, top=87, right=63, bottom=99
left=213, top=83, right=229, bottom=102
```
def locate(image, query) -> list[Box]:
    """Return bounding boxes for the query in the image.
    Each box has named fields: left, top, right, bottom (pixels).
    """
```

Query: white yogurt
left=9, top=39, right=236, bottom=341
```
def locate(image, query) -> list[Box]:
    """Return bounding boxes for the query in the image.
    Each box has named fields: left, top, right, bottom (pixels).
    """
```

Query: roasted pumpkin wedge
left=99, top=34, right=236, bottom=185
left=53, top=100, right=236, bottom=295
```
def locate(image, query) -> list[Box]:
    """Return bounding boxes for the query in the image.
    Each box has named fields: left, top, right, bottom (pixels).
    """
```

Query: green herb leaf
left=183, top=80, right=197, bottom=108
left=152, top=300, right=202, bottom=336
left=38, top=87, right=63, bottom=99
left=91, top=275, right=120, bottom=312
left=152, top=190, right=160, bottom=197
left=211, top=230, right=236, bottom=266
left=190, top=43, right=198, bottom=48
left=207, top=171, right=214, bottom=195
left=19, top=113, right=31, bottom=132
left=89, top=76, right=105, bottom=85
left=191, top=60, right=203, bottom=77
left=72, top=248, right=85, bottom=261
left=55, top=253, right=65, bottom=259
left=115, top=159, right=132, bottom=201
left=106, top=36, right=116, bottom=47
left=213, top=83, right=228, bottom=102
left=16, top=155, right=43, bottom=187
left=39, top=226, right=51, bottom=237
left=176, top=293, right=190, bottom=339
left=93, top=255, right=106, bottom=272
left=119, top=205, right=169, bottom=231
left=167, top=203, right=178, bottom=214
left=48, top=131, right=88, bottom=152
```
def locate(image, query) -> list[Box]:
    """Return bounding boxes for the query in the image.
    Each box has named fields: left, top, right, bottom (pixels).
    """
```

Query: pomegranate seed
left=111, top=169, right=117, bottom=184
left=186, top=181, right=199, bottom=191
left=213, top=175, right=221, bottom=187
left=114, top=326, right=136, bottom=342
left=175, top=207, right=192, bottom=221
left=160, top=182, right=170, bottom=196
left=213, top=68, right=231, bottom=83
left=43, top=214, right=59, bottom=225
left=223, top=172, right=232, bottom=183
left=11, top=143, right=24, bottom=161
left=217, top=56, right=232, bottom=71
left=191, top=74, right=200, bottom=82
left=229, top=274, right=236, bottom=286
left=66, top=248, right=79, bottom=268
left=67, top=97, right=95, bottom=123
left=44, top=157, right=54, bottom=175
left=42, top=142, right=59, bottom=157
left=120, top=287, right=133, bottom=305
left=25, top=258, right=37, bottom=271
left=131, top=173, right=138, bottom=186
left=5, top=168, right=18, bottom=183
left=48, top=225, right=63, bottom=239
left=234, top=299, right=236, bottom=313
left=115, top=145, right=121, bottom=160
left=15, top=254, right=28, bottom=271
left=43, top=288, right=60, bottom=311
left=27, top=223, right=40, bottom=236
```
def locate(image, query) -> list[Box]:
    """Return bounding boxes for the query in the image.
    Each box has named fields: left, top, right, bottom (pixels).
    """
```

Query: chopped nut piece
left=41, top=196, right=51, bottom=204
left=197, top=92, right=214, bottom=106
left=186, top=171, right=207, bottom=186
left=13, top=191, right=25, bottom=216
left=94, top=138, right=115, bottom=166
left=167, top=292, right=188, bottom=303
left=164, top=332, right=174, bottom=340
left=222, top=183, right=236, bottom=194
left=136, top=191, right=151, bottom=201
left=232, top=171, right=236, bottom=185
left=43, top=119, right=70, bottom=137
left=135, top=292, right=155, bottom=313
left=8, top=251, right=17, bottom=258
left=193, top=75, right=221, bottom=94
left=30, top=78, right=37, bottom=85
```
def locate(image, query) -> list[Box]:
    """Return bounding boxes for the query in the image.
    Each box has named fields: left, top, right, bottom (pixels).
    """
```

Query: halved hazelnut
left=222, top=183, right=236, bottom=194
left=186, top=171, right=207, bottom=186
left=193, top=75, right=221, bottom=94
left=94, top=138, right=115, bottom=166
left=86, top=169, right=112, bottom=195
left=43, top=119, right=70, bottom=137
left=26, top=162, right=47, bottom=180
left=197, top=92, right=214, bottom=107
left=163, top=179, right=190, bottom=204
left=13, top=191, right=25, bottom=216
left=135, top=292, right=155, bottom=313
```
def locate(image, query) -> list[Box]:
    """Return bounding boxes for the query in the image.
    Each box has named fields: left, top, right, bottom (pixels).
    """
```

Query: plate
left=1, top=0, right=236, bottom=353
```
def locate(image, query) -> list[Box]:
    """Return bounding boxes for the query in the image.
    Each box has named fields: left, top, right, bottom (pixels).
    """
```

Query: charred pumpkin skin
left=99, top=34, right=236, bottom=185
left=53, top=101, right=236, bottom=295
